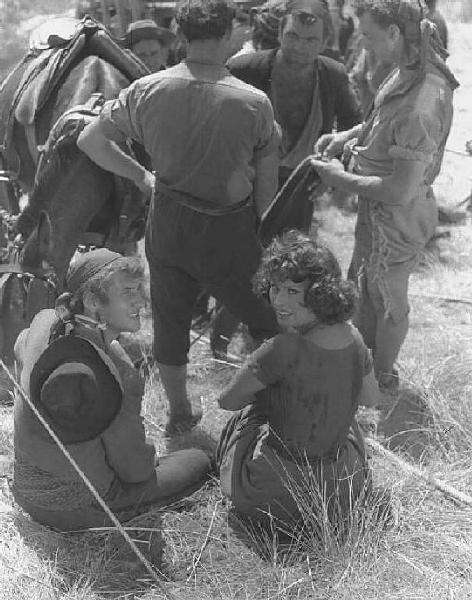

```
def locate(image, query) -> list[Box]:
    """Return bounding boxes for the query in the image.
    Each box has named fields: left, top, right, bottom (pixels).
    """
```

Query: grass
left=1, top=11, right=472, bottom=600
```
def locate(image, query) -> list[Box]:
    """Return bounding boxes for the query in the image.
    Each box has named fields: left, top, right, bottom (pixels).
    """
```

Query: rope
left=0, top=359, right=174, bottom=597
left=444, top=147, right=472, bottom=159
left=366, top=437, right=472, bottom=507
left=410, top=292, right=472, bottom=306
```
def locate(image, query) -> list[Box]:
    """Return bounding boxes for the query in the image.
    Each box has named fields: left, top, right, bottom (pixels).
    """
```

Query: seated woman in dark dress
left=217, top=231, right=378, bottom=530
left=13, top=249, right=211, bottom=531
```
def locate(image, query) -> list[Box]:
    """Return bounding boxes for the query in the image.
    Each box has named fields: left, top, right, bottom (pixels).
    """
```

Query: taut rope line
left=366, top=437, right=472, bottom=507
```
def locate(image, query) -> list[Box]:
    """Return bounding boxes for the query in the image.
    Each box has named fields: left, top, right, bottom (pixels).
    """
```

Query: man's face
left=97, top=272, right=146, bottom=335
left=358, top=12, right=398, bottom=64
left=279, top=15, right=324, bottom=66
left=131, top=38, right=167, bottom=72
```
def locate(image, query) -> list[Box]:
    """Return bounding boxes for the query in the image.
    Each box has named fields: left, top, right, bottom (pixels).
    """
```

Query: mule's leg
left=0, top=275, right=28, bottom=403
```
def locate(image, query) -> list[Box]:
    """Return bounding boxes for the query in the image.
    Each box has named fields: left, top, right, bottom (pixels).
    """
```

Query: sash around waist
left=156, top=182, right=252, bottom=216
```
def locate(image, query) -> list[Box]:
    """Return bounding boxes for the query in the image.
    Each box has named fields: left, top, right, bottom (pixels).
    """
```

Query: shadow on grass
left=165, top=426, right=219, bottom=465
left=379, top=387, right=433, bottom=460
left=10, top=487, right=218, bottom=597
left=10, top=507, right=165, bottom=595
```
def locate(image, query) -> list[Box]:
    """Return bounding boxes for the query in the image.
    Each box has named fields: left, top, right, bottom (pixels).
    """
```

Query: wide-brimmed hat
left=121, top=19, right=176, bottom=48
left=29, top=335, right=123, bottom=443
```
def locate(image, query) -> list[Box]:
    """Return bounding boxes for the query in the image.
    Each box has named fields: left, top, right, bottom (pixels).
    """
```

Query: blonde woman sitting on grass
left=13, top=249, right=210, bottom=531
left=217, top=231, right=378, bottom=532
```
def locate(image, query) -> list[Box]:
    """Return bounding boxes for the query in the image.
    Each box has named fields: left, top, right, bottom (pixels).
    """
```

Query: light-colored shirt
left=352, top=64, right=454, bottom=265
left=99, top=61, right=280, bottom=208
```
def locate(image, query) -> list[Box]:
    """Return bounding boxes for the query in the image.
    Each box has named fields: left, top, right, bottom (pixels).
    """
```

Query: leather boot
left=157, top=363, right=202, bottom=436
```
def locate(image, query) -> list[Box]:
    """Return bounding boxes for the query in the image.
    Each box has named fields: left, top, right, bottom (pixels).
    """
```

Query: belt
left=156, top=183, right=252, bottom=217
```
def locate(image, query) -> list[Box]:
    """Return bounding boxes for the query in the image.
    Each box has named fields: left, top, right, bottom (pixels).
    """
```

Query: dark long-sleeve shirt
left=228, top=50, right=361, bottom=139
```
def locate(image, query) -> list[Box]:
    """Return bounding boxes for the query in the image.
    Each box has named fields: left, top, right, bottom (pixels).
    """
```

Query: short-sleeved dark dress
left=217, top=326, right=372, bottom=526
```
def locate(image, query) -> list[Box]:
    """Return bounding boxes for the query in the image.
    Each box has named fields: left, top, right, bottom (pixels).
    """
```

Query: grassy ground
left=1, top=12, right=472, bottom=600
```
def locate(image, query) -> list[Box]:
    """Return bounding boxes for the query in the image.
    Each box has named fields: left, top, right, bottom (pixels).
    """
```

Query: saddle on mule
left=0, top=16, right=148, bottom=205
left=33, top=93, right=147, bottom=251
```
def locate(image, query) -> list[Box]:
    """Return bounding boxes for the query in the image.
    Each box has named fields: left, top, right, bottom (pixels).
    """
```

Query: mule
left=0, top=20, right=149, bottom=364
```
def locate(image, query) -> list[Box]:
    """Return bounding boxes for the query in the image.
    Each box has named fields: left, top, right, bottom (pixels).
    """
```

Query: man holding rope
left=77, top=0, right=280, bottom=435
left=311, top=0, right=459, bottom=392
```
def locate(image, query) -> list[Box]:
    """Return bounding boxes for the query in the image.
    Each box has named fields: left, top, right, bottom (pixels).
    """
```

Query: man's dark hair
left=251, top=10, right=280, bottom=49
left=279, top=0, right=333, bottom=42
left=353, top=0, right=425, bottom=31
left=176, top=0, right=235, bottom=42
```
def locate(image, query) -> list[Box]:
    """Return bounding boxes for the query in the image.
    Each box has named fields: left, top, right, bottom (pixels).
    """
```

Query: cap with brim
left=66, top=248, right=122, bottom=295
left=121, top=19, right=176, bottom=48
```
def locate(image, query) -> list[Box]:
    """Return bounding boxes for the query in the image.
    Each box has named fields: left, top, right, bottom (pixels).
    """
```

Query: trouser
left=145, top=192, right=278, bottom=366
left=14, top=448, right=211, bottom=531
left=209, top=166, right=309, bottom=351
left=349, top=211, right=413, bottom=376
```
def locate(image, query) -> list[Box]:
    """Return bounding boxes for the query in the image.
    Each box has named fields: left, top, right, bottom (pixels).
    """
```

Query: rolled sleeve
left=99, top=81, right=145, bottom=144
left=389, top=111, right=439, bottom=163
left=254, top=97, right=281, bottom=159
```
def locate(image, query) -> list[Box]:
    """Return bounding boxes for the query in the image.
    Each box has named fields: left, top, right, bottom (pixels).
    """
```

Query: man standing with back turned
left=311, top=0, right=458, bottom=392
left=77, top=0, right=280, bottom=435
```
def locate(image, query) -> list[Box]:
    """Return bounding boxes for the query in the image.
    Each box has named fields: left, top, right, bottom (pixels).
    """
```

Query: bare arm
left=218, top=366, right=266, bottom=411
left=77, top=117, right=155, bottom=193
left=310, top=157, right=428, bottom=205
left=314, top=124, right=363, bottom=158
left=253, top=150, right=279, bottom=217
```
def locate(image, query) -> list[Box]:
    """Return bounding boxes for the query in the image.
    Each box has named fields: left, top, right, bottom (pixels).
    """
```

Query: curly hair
left=176, top=0, right=235, bottom=42
left=353, top=0, right=426, bottom=31
left=254, top=230, right=357, bottom=325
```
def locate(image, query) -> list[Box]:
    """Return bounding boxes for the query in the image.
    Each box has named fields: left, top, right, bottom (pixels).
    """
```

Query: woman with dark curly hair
left=216, top=231, right=378, bottom=530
